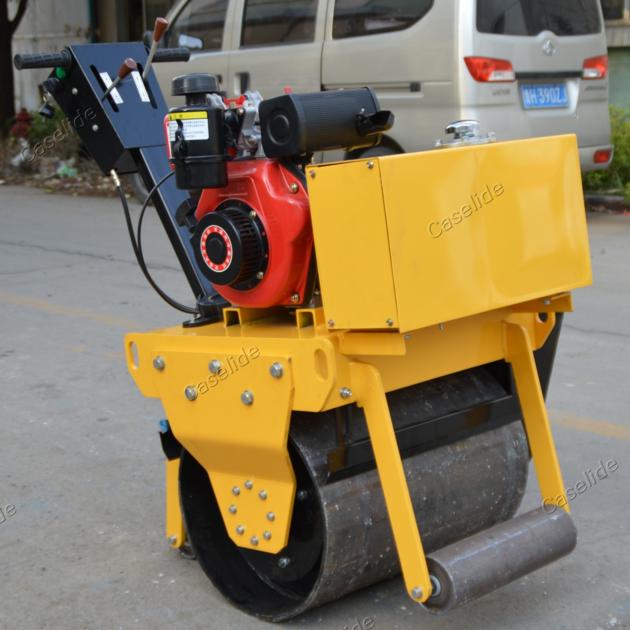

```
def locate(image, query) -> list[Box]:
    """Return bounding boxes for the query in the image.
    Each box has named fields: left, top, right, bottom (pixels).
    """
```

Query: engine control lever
left=143, top=17, right=169, bottom=80
left=102, top=58, right=137, bottom=100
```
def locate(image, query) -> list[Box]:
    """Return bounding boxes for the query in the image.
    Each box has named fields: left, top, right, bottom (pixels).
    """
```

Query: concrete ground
left=0, top=185, right=628, bottom=630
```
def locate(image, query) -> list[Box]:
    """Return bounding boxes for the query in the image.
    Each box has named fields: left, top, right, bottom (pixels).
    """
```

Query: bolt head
left=269, top=362, right=284, bottom=379
left=153, top=356, right=165, bottom=371
left=339, top=387, right=353, bottom=400
left=249, top=210, right=257, bottom=219
left=92, top=124, right=99, bottom=132
left=297, top=489, right=308, bottom=501
left=386, top=318, right=394, bottom=327
left=71, top=87, right=79, bottom=96
left=367, top=160, right=375, bottom=169
left=411, top=586, right=423, bottom=600
left=290, top=183, right=299, bottom=193
left=168, top=535, right=177, bottom=545
left=263, top=530, right=272, bottom=540
left=232, top=486, right=241, bottom=496
left=267, top=512, right=275, bottom=522
left=327, top=319, right=335, bottom=328
left=244, top=480, right=253, bottom=490
left=241, top=390, right=254, bottom=406
left=228, top=504, right=237, bottom=514
left=290, top=293, right=300, bottom=304
left=250, top=535, right=259, bottom=546
left=184, top=386, right=198, bottom=401
left=209, top=359, right=222, bottom=374
left=278, top=557, right=291, bottom=568
left=236, top=525, right=245, bottom=535
left=259, top=490, right=268, bottom=501
left=309, top=170, right=316, bottom=179
left=256, top=271, right=264, bottom=280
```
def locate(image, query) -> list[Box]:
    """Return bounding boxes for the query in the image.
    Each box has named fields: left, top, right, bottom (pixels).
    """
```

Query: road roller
left=16, top=34, right=591, bottom=622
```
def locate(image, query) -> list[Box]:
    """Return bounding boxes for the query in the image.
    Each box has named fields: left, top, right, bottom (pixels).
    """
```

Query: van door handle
left=235, top=72, right=250, bottom=93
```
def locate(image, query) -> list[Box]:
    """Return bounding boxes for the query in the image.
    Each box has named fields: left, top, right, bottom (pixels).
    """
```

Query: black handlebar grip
left=153, top=47, right=191, bottom=63
left=14, top=49, right=72, bottom=70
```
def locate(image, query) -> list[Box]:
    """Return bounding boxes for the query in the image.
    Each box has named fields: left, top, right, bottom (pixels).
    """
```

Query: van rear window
left=477, top=0, right=601, bottom=36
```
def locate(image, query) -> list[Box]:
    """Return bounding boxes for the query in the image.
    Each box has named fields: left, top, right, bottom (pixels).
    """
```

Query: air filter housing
left=259, top=88, right=394, bottom=158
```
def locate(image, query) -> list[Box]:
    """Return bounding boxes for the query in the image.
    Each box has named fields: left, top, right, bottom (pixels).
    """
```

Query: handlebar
left=14, top=47, right=190, bottom=72
left=14, top=49, right=72, bottom=70
left=153, top=47, right=191, bottom=63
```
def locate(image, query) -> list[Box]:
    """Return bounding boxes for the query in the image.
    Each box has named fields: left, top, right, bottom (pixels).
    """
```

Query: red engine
left=193, top=160, right=314, bottom=308
left=164, top=76, right=391, bottom=311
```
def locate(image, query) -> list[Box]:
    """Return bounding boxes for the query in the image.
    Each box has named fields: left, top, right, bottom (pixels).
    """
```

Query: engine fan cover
left=194, top=159, right=314, bottom=308
left=193, top=200, right=268, bottom=290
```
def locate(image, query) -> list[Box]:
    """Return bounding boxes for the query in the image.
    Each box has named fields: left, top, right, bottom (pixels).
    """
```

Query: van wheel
left=129, top=173, right=149, bottom=203
left=347, top=144, right=403, bottom=160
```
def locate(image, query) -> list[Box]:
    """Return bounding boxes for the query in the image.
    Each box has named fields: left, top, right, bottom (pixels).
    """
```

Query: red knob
left=118, top=58, right=137, bottom=79
left=153, top=17, right=168, bottom=43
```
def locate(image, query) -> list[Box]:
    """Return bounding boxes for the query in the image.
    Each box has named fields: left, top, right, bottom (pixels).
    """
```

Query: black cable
left=114, top=170, right=198, bottom=315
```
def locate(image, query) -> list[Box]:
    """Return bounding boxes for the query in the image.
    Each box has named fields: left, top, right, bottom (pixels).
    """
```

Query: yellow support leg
left=166, top=458, right=186, bottom=548
left=504, top=322, right=570, bottom=513
left=350, top=362, right=432, bottom=603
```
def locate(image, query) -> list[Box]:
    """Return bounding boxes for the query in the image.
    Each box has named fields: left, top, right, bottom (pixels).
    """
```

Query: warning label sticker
left=131, top=71, right=151, bottom=103
left=99, top=72, right=123, bottom=104
left=168, top=118, right=209, bottom=142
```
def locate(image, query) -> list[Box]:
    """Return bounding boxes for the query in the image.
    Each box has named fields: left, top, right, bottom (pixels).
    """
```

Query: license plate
left=521, top=83, right=569, bottom=109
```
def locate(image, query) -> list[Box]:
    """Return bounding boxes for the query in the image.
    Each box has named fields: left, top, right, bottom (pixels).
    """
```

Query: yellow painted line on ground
left=552, top=411, right=630, bottom=441
left=0, top=289, right=142, bottom=330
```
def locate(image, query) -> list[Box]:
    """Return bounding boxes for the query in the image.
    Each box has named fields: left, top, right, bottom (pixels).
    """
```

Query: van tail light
left=583, top=55, right=608, bottom=80
left=594, top=148, right=612, bottom=164
left=464, top=57, right=515, bottom=83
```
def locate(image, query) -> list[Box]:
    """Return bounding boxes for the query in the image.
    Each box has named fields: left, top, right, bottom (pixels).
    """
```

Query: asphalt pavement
left=0, top=185, right=628, bottom=630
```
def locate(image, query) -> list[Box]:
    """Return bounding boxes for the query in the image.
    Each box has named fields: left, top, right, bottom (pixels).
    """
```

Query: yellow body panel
left=308, top=135, right=591, bottom=332
left=149, top=346, right=295, bottom=553
left=307, top=160, right=399, bottom=329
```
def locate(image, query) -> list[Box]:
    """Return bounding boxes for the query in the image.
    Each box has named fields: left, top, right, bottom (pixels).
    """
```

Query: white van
left=153, top=0, right=613, bottom=171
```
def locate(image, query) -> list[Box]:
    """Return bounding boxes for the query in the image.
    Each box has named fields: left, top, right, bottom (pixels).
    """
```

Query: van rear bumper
left=580, top=145, right=614, bottom=172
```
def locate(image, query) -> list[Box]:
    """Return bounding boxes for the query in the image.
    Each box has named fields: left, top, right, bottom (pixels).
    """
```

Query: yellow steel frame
left=126, top=295, right=572, bottom=604
left=122, top=136, right=591, bottom=606
left=166, top=458, right=185, bottom=548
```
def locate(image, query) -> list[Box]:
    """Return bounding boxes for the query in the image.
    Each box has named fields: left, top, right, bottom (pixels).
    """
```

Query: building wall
left=603, top=0, right=630, bottom=107
left=12, top=0, right=91, bottom=111
left=12, top=0, right=175, bottom=111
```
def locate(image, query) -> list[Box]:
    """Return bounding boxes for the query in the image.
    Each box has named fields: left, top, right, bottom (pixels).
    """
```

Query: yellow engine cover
left=307, top=135, right=592, bottom=333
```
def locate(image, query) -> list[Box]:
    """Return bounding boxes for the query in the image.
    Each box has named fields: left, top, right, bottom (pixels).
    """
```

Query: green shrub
left=27, top=109, right=81, bottom=162
left=27, top=108, right=66, bottom=144
left=583, top=105, right=630, bottom=194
